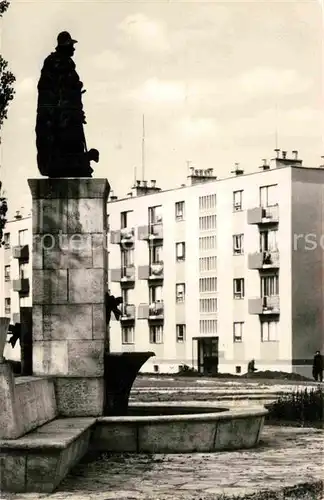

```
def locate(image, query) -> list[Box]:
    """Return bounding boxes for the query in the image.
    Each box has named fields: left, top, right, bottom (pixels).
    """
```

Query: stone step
left=0, top=417, right=95, bottom=493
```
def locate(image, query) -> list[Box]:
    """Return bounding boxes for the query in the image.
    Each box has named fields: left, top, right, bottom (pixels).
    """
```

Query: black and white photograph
left=0, top=0, right=323, bottom=498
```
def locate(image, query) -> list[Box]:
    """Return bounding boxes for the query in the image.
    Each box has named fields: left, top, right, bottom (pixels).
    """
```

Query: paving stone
left=1, top=426, right=323, bottom=500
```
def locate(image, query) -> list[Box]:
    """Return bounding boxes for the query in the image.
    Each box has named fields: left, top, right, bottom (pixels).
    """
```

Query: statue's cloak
left=35, top=51, right=86, bottom=177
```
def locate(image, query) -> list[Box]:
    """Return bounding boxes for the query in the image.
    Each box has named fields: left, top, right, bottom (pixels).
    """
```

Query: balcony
left=110, top=230, right=121, bottom=244
left=248, top=251, right=280, bottom=270
left=110, top=266, right=135, bottom=284
left=247, top=205, right=279, bottom=225
left=121, top=265, right=135, bottom=284
left=138, top=263, right=164, bottom=281
left=120, top=304, right=136, bottom=322
left=12, top=278, right=30, bottom=294
left=138, top=223, right=163, bottom=241
left=137, top=301, right=164, bottom=320
left=149, top=301, right=164, bottom=320
left=12, top=244, right=29, bottom=260
left=248, top=295, right=280, bottom=315
left=120, top=227, right=135, bottom=246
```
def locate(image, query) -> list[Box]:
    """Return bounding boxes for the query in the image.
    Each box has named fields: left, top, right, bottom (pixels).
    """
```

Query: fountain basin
left=92, top=403, right=267, bottom=453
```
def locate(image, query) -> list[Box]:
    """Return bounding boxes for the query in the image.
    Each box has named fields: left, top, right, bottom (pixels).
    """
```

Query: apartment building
left=107, top=151, right=324, bottom=377
left=0, top=211, right=32, bottom=361
left=1, top=150, right=324, bottom=377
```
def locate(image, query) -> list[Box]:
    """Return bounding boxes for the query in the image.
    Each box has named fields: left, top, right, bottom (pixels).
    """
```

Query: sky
left=0, top=0, right=323, bottom=216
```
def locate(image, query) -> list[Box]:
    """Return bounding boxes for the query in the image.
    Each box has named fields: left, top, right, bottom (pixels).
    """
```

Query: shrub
left=267, top=386, right=324, bottom=424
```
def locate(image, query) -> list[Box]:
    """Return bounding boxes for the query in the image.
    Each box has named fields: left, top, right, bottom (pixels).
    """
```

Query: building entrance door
left=197, top=337, right=219, bottom=375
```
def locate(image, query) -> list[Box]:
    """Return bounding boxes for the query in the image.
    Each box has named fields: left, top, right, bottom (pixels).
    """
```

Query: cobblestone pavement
left=2, top=426, right=323, bottom=500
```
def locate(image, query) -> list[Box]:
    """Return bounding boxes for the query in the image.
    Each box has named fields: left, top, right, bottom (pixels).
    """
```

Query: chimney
left=260, top=159, right=270, bottom=170
left=150, top=179, right=156, bottom=188
left=14, top=210, right=22, bottom=220
left=292, top=150, right=298, bottom=160
left=282, top=151, right=287, bottom=160
left=127, top=192, right=133, bottom=197
left=142, top=180, right=147, bottom=188
left=136, top=180, right=141, bottom=187
left=190, top=166, right=195, bottom=175
left=274, top=148, right=280, bottom=158
left=231, top=163, right=244, bottom=176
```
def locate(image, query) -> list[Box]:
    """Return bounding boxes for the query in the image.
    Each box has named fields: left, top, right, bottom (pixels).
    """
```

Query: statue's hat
left=56, top=31, right=78, bottom=47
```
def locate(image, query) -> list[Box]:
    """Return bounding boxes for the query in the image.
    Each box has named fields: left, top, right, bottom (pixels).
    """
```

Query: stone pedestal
left=28, top=178, right=110, bottom=416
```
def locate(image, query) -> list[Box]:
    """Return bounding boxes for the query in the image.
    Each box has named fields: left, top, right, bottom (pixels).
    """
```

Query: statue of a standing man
left=35, top=31, right=99, bottom=178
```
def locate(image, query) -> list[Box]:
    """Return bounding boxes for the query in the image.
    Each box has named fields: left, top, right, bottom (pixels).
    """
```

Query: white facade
left=107, top=156, right=324, bottom=377
left=1, top=153, right=324, bottom=377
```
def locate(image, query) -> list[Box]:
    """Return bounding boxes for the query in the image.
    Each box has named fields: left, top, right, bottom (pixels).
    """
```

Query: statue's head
left=56, top=31, right=78, bottom=56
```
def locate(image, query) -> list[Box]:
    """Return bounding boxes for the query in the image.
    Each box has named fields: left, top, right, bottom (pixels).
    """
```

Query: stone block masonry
left=28, top=178, right=110, bottom=416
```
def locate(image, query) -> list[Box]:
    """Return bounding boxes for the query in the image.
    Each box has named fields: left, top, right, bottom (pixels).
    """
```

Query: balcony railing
left=110, top=230, right=121, bottom=244
left=111, top=266, right=135, bottom=283
left=120, top=304, right=136, bottom=321
left=137, top=301, right=164, bottom=320
left=149, top=301, right=164, bottom=319
left=248, top=251, right=280, bottom=270
left=12, top=244, right=29, bottom=260
left=248, top=295, right=280, bottom=315
left=138, top=263, right=164, bottom=280
left=247, top=205, right=279, bottom=225
left=138, top=223, right=163, bottom=241
left=12, top=278, right=30, bottom=294
left=121, top=265, right=135, bottom=282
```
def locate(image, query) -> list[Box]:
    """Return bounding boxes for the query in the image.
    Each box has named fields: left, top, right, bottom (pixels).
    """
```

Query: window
left=260, top=184, right=278, bottom=207
left=199, top=256, right=217, bottom=272
left=19, top=263, right=28, bottom=279
left=233, top=322, right=244, bottom=342
left=199, top=277, right=217, bottom=293
left=260, top=230, right=278, bottom=252
left=4, top=265, right=10, bottom=282
left=200, top=298, right=217, bottom=313
left=261, top=320, right=278, bottom=342
left=121, top=210, right=133, bottom=229
left=3, top=232, right=10, bottom=248
left=176, top=283, right=186, bottom=303
left=233, top=278, right=245, bottom=299
left=261, top=275, right=279, bottom=297
left=199, top=215, right=217, bottom=231
left=199, top=235, right=217, bottom=251
left=235, top=366, right=242, bottom=374
left=150, top=325, right=163, bottom=344
left=150, top=243, right=163, bottom=264
left=199, top=319, right=217, bottom=334
left=176, top=324, right=186, bottom=342
left=122, top=326, right=134, bottom=344
left=149, top=205, right=163, bottom=224
left=233, top=190, right=243, bottom=211
left=4, top=297, right=10, bottom=315
left=175, top=201, right=185, bottom=221
left=176, top=242, right=185, bottom=261
left=233, top=234, right=244, bottom=255
left=149, top=285, right=163, bottom=303
left=199, top=194, right=217, bottom=211
left=121, top=248, right=134, bottom=267
left=18, top=229, right=28, bottom=246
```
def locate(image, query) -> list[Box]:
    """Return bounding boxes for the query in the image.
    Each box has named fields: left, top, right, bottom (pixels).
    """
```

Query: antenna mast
left=275, top=104, right=279, bottom=150
left=141, top=114, right=145, bottom=181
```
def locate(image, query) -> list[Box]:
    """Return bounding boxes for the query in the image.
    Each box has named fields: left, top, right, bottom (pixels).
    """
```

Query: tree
left=0, top=0, right=15, bottom=244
